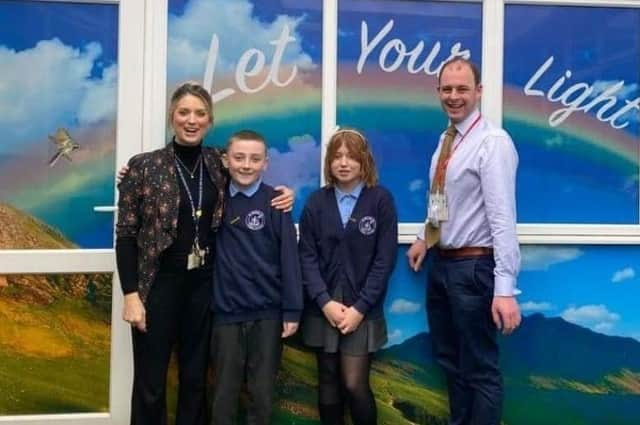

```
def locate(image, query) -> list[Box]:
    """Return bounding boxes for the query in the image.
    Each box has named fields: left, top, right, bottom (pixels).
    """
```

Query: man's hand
left=407, top=239, right=427, bottom=272
left=123, top=292, right=147, bottom=332
left=321, top=300, right=347, bottom=327
left=282, top=322, right=299, bottom=338
left=491, top=296, right=521, bottom=335
left=272, top=185, right=295, bottom=212
left=337, top=307, right=364, bottom=335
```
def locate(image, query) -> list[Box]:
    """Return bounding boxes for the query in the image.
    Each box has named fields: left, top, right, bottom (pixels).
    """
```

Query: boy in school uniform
left=209, top=130, right=302, bottom=425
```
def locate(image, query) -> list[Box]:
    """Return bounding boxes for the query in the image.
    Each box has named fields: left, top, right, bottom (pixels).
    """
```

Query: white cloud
left=561, top=304, right=620, bottom=334
left=264, top=134, right=320, bottom=192
left=408, top=179, right=424, bottom=193
left=588, top=80, right=640, bottom=125
left=590, top=80, right=639, bottom=100
left=389, top=298, right=421, bottom=314
left=0, top=38, right=116, bottom=145
left=77, top=63, right=117, bottom=125
left=520, top=301, right=554, bottom=313
left=167, top=0, right=314, bottom=83
left=543, top=135, right=564, bottom=147
left=388, top=329, right=403, bottom=342
left=521, top=246, right=583, bottom=271
left=594, top=322, right=614, bottom=333
left=611, top=267, right=635, bottom=283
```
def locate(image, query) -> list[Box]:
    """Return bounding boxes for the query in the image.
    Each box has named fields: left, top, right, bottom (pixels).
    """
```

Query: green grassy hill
left=0, top=202, right=112, bottom=415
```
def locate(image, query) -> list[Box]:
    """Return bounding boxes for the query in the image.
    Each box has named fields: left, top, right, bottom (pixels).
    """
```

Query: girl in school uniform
left=298, top=128, right=398, bottom=425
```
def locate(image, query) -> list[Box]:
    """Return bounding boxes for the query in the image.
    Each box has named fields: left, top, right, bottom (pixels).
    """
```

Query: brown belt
left=438, top=247, right=493, bottom=258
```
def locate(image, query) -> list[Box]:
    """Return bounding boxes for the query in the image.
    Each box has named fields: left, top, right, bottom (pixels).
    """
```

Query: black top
left=160, top=141, right=218, bottom=270
left=115, top=140, right=221, bottom=293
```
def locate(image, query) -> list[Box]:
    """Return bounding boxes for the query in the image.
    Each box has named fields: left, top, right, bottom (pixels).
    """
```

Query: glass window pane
left=504, top=5, right=640, bottom=224
left=0, top=0, right=119, bottom=248
left=337, top=0, right=482, bottom=222
left=0, top=272, right=112, bottom=415
left=167, top=0, right=323, bottom=219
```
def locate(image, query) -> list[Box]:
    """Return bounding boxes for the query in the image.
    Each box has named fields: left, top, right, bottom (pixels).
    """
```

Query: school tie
left=424, top=124, right=457, bottom=249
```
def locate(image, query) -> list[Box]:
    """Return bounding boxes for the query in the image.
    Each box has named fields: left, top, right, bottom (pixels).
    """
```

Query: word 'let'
left=202, top=25, right=299, bottom=103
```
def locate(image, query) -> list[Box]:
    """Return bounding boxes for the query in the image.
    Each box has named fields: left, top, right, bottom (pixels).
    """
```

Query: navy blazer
left=298, top=185, right=398, bottom=319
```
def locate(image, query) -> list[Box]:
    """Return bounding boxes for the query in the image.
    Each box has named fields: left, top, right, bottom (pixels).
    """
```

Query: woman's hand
left=271, top=185, right=295, bottom=212
left=123, top=292, right=147, bottom=332
left=321, top=300, right=347, bottom=327
left=337, top=307, right=364, bottom=334
left=116, top=165, right=130, bottom=184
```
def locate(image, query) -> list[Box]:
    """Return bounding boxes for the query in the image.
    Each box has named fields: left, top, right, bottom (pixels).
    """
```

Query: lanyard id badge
left=427, top=192, right=448, bottom=226
left=187, top=239, right=206, bottom=270
left=175, top=153, right=206, bottom=270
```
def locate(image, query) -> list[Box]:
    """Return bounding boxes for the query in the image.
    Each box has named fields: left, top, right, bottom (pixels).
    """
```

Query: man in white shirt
left=407, top=58, right=521, bottom=425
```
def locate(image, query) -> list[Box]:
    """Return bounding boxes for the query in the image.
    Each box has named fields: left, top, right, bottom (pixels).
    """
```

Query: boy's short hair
left=324, top=128, right=378, bottom=188
left=226, top=129, right=268, bottom=153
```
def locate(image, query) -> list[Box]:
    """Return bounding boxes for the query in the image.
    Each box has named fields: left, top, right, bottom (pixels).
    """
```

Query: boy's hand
left=282, top=322, right=299, bottom=338
left=321, top=300, right=347, bottom=327
left=116, top=165, right=130, bottom=184
left=271, top=185, right=295, bottom=212
left=337, top=307, right=364, bottom=334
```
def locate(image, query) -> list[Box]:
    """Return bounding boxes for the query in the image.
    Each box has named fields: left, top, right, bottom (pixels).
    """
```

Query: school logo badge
left=359, top=216, right=376, bottom=235
left=245, top=210, right=265, bottom=230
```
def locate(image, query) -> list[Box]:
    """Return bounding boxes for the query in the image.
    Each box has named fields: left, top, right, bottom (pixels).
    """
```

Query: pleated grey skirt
left=301, top=286, right=387, bottom=355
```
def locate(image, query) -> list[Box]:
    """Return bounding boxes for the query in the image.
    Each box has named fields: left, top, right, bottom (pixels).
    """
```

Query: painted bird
left=48, top=128, right=80, bottom=167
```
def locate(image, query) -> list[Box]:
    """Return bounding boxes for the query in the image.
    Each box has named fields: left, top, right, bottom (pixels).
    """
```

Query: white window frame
left=0, top=0, right=146, bottom=424
left=498, top=0, right=640, bottom=243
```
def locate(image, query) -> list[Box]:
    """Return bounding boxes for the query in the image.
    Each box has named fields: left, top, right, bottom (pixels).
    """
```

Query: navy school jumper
left=212, top=182, right=302, bottom=324
left=298, top=185, right=398, bottom=319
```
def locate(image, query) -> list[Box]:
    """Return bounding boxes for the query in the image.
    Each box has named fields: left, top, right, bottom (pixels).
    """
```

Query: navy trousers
left=427, top=253, right=502, bottom=425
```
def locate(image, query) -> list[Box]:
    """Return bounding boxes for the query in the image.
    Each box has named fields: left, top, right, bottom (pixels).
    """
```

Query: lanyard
left=174, top=155, right=204, bottom=244
left=434, top=114, right=482, bottom=191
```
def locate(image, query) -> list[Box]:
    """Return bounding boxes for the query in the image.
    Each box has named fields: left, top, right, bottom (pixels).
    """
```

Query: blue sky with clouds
left=504, top=4, right=640, bottom=136
left=337, top=0, right=481, bottom=63
left=0, top=1, right=117, bottom=69
left=167, top=0, right=321, bottom=81
left=518, top=245, right=640, bottom=341
left=0, top=1, right=118, bottom=153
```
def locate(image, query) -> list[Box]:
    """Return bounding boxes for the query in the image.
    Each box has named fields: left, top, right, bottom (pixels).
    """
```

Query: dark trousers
left=131, top=267, right=212, bottom=425
left=427, top=254, right=502, bottom=425
left=210, top=319, right=282, bottom=425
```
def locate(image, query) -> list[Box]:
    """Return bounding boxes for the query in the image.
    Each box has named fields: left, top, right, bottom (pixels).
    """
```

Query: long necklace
left=175, top=154, right=202, bottom=179
left=175, top=156, right=205, bottom=269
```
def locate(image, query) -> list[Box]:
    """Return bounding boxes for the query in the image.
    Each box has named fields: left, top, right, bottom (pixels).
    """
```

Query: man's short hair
left=438, top=58, right=481, bottom=86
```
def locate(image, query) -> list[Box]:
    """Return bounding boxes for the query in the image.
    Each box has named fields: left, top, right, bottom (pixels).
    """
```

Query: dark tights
left=316, top=352, right=376, bottom=425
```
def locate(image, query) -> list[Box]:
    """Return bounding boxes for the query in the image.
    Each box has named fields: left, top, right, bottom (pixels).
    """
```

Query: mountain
left=0, top=202, right=110, bottom=309
left=378, top=313, right=640, bottom=396
left=0, top=202, right=75, bottom=249
left=501, top=313, right=640, bottom=384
